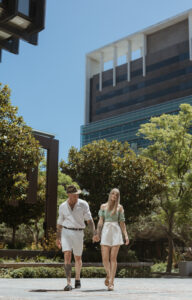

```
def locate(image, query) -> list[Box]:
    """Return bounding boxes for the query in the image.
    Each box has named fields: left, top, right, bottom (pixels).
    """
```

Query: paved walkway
left=0, top=278, right=192, bottom=300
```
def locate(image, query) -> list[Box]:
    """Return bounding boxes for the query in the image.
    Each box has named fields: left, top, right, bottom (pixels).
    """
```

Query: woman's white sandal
left=108, top=284, right=114, bottom=291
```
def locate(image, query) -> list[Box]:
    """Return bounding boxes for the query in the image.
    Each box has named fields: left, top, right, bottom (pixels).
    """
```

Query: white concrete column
left=113, top=45, right=117, bottom=87
left=141, top=33, right=147, bottom=77
left=188, top=13, right=192, bottom=61
left=84, top=56, right=99, bottom=124
left=85, top=56, right=91, bottom=124
left=126, top=40, right=131, bottom=81
left=99, top=52, right=104, bottom=91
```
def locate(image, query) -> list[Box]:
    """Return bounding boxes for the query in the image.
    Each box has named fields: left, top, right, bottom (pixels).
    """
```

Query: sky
left=1, top=0, right=192, bottom=162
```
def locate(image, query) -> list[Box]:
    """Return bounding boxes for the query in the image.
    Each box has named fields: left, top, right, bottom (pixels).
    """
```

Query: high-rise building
left=81, top=9, right=192, bottom=150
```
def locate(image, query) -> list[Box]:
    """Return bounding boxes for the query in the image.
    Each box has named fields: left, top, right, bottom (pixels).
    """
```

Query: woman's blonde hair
left=107, top=188, right=120, bottom=215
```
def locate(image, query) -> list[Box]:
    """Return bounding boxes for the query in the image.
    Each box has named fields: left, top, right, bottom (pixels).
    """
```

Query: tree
left=57, top=170, right=79, bottom=208
left=27, top=159, right=46, bottom=247
left=0, top=196, right=45, bottom=247
left=60, top=139, right=165, bottom=222
left=0, top=161, right=46, bottom=247
left=0, top=84, right=41, bottom=204
left=138, top=103, right=192, bottom=272
left=26, top=167, right=78, bottom=248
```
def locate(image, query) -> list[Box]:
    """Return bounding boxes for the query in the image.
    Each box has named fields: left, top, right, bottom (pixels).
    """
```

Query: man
left=56, top=185, right=96, bottom=291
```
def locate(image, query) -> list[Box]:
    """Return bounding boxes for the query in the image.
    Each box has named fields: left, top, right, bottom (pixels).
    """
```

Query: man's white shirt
left=57, top=198, right=92, bottom=228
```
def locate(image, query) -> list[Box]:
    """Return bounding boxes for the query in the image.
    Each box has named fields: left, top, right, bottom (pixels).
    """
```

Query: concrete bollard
left=178, top=261, right=192, bottom=276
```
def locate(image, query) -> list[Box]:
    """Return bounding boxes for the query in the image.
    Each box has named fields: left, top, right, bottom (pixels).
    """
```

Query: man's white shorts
left=61, top=227, right=84, bottom=256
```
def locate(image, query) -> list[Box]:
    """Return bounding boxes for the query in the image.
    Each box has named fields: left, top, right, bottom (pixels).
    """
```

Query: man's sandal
left=64, top=284, right=72, bottom=291
left=75, top=280, right=81, bottom=289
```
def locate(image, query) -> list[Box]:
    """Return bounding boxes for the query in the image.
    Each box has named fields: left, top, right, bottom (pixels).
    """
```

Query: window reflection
left=96, top=78, right=192, bottom=115
left=18, top=0, right=30, bottom=16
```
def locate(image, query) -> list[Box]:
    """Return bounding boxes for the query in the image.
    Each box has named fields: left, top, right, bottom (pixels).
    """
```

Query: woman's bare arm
left=119, top=205, right=129, bottom=245
left=96, top=216, right=104, bottom=238
left=119, top=221, right=129, bottom=245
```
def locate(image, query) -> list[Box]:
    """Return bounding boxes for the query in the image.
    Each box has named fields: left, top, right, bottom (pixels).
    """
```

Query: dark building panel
left=147, top=20, right=188, bottom=54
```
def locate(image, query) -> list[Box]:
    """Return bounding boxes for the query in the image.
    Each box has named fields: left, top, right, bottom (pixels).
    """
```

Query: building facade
left=81, top=9, right=192, bottom=150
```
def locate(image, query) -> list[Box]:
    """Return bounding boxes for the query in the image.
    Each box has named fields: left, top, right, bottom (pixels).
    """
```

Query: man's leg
left=74, top=255, right=82, bottom=288
left=72, top=231, right=84, bottom=288
left=64, top=251, right=72, bottom=290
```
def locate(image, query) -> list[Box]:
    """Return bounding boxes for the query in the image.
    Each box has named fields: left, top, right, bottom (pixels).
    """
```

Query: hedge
left=0, top=266, right=151, bottom=278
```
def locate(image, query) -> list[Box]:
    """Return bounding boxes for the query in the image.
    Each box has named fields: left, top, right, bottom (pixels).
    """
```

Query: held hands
left=92, top=234, right=100, bottom=243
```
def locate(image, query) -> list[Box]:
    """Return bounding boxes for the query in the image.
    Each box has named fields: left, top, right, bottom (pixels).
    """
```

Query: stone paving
left=0, top=278, right=192, bottom=300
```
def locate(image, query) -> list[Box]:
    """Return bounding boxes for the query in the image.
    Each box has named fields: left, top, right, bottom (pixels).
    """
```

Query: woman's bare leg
left=101, top=245, right=111, bottom=284
left=109, top=245, right=120, bottom=289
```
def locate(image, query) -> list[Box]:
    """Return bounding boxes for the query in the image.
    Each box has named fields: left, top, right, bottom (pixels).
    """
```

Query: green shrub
left=82, top=246, right=138, bottom=263
left=6, top=241, right=27, bottom=249
left=151, top=262, right=166, bottom=273
left=11, top=267, right=62, bottom=278
left=8, top=266, right=151, bottom=278
left=15, top=256, right=21, bottom=262
left=35, top=256, right=47, bottom=263
left=118, top=248, right=138, bottom=262
left=0, top=268, right=13, bottom=278
left=117, top=266, right=151, bottom=278
left=81, top=267, right=106, bottom=278
left=151, top=262, right=178, bottom=273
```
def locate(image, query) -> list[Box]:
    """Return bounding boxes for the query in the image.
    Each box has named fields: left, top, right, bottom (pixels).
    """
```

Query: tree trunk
left=34, top=221, right=40, bottom=246
left=12, top=227, right=16, bottom=248
left=166, top=235, right=174, bottom=273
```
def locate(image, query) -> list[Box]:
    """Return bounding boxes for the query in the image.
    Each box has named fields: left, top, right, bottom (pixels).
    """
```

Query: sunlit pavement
left=0, top=278, right=192, bottom=300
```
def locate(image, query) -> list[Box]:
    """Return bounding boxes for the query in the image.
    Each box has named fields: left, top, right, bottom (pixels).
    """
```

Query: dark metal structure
left=27, top=130, right=59, bottom=236
left=0, top=0, right=46, bottom=61
left=0, top=0, right=59, bottom=236
left=0, top=1, right=58, bottom=236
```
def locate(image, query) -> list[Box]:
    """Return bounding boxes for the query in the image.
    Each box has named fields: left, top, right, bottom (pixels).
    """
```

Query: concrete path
left=0, top=278, right=192, bottom=300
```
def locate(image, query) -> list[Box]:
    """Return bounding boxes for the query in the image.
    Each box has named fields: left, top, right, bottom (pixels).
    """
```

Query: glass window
left=18, top=0, right=30, bottom=16
left=96, top=65, right=192, bottom=103
left=96, top=79, right=192, bottom=115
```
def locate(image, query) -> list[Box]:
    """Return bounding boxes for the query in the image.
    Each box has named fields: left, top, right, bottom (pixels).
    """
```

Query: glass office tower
left=81, top=9, right=192, bottom=150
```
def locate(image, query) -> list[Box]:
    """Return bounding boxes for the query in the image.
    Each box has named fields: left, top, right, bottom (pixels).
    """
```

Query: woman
left=94, top=188, right=129, bottom=291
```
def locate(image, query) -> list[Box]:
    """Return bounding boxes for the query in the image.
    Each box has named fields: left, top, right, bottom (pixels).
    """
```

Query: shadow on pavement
left=81, top=289, right=107, bottom=292
left=30, top=288, right=107, bottom=293
left=30, top=289, right=64, bottom=292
